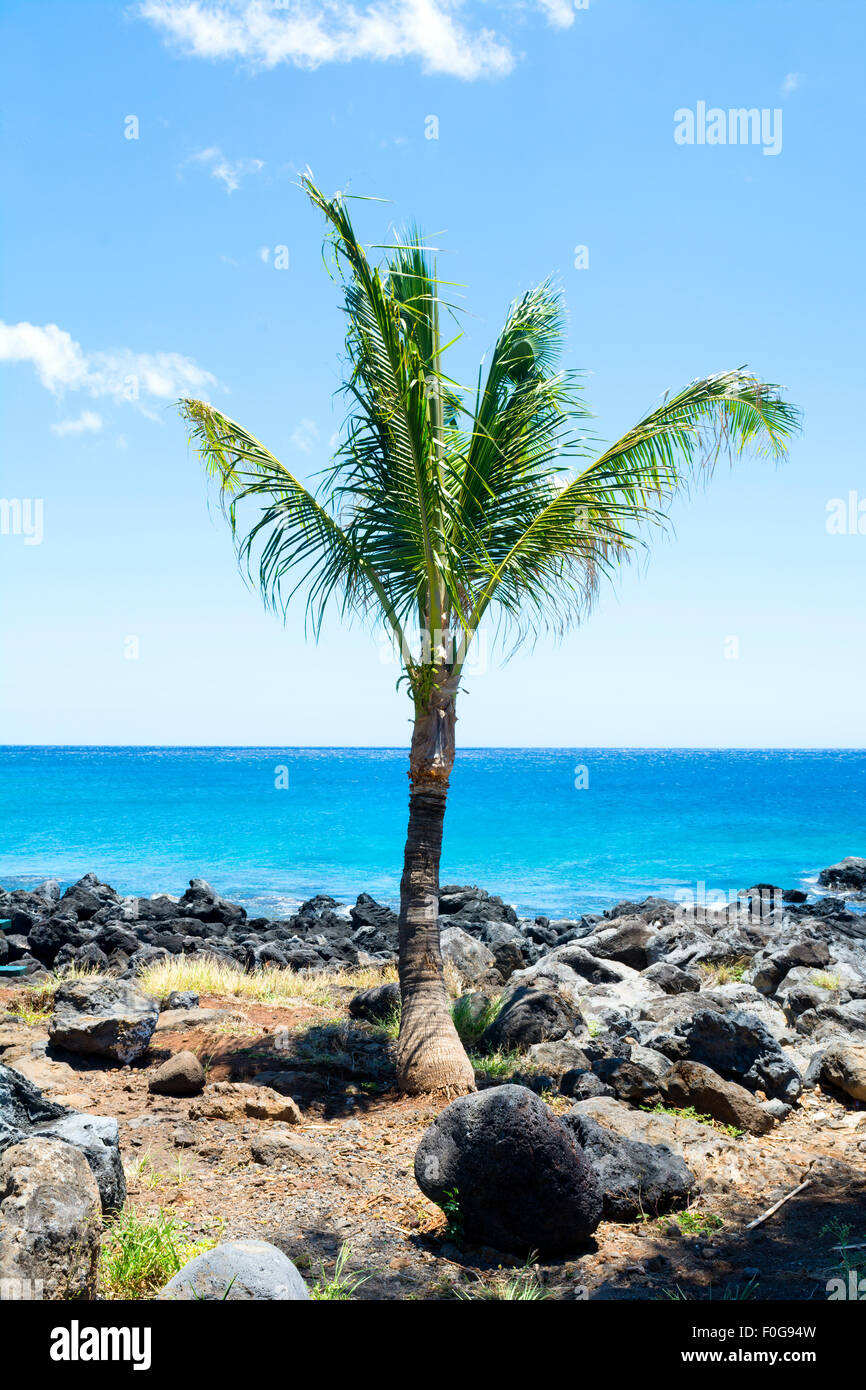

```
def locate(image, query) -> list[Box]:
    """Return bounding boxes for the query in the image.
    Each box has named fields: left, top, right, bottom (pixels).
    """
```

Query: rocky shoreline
left=2, top=855, right=865, bottom=985
left=1, top=855, right=865, bottom=1300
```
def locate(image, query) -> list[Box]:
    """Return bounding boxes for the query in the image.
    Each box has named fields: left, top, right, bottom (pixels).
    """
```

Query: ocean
left=0, top=747, right=863, bottom=920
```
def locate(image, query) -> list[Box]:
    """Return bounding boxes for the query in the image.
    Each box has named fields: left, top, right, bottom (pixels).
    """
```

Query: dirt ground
left=3, top=984, right=865, bottom=1301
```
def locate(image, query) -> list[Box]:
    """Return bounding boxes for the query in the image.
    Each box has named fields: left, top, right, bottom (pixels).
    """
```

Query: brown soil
left=2, top=985, right=865, bottom=1301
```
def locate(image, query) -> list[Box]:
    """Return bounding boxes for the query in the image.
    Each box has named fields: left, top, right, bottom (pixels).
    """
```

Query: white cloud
left=137, top=0, right=516, bottom=79
left=0, top=321, right=217, bottom=412
left=184, top=145, right=264, bottom=193
left=535, top=0, right=576, bottom=27
left=290, top=418, right=319, bottom=453
left=50, top=410, right=103, bottom=437
left=780, top=72, right=802, bottom=95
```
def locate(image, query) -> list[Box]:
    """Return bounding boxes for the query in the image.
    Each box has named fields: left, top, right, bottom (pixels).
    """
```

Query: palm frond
left=458, top=369, right=801, bottom=659
left=178, top=398, right=405, bottom=644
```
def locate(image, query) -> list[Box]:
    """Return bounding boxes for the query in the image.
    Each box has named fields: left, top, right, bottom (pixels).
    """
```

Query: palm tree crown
left=180, top=175, right=801, bottom=717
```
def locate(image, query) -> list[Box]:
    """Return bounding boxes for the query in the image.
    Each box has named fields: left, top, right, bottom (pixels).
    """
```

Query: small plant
left=172, top=1156, right=193, bottom=1188
left=440, top=1188, right=464, bottom=1246
left=468, top=1047, right=529, bottom=1080
left=540, top=1088, right=571, bottom=1115
left=821, top=1218, right=865, bottom=1283
left=99, top=1208, right=217, bottom=1300
left=451, top=994, right=502, bottom=1048
left=661, top=1275, right=760, bottom=1302
left=310, top=1243, right=370, bottom=1300
left=4, top=998, right=51, bottom=1026
left=697, top=957, right=751, bottom=985
left=130, top=1153, right=166, bottom=1190
left=453, top=1255, right=547, bottom=1301
left=642, top=1102, right=743, bottom=1139
left=374, top=1004, right=402, bottom=1042
left=6, top=966, right=104, bottom=1018
left=668, top=1209, right=725, bottom=1238
left=811, top=972, right=840, bottom=991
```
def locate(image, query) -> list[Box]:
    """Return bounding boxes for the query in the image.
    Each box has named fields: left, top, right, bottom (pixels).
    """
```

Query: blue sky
left=1, top=0, right=864, bottom=748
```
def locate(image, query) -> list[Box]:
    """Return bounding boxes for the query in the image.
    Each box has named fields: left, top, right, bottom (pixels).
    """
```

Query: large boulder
left=0, top=1065, right=125, bottom=1213
left=0, top=1063, right=66, bottom=1146
left=26, top=917, right=85, bottom=965
left=505, top=944, right=643, bottom=1007
left=479, top=923, right=531, bottom=980
left=348, top=982, right=401, bottom=1024
left=59, top=873, right=121, bottom=921
left=349, top=894, right=398, bottom=946
left=33, top=1113, right=125, bottom=1213
left=506, top=947, right=664, bottom=1033
left=748, top=939, right=831, bottom=996
left=660, top=1060, right=775, bottom=1136
left=481, top=986, right=578, bottom=1050
left=591, top=1055, right=662, bottom=1106
left=580, top=915, right=658, bottom=970
left=440, top=927, right=499, bottom=988
left=147, top=1050, right=206, bottom=1097
left=568, top=1096, right=735, bottom=1171
left=818, top=857, right=866, bottom=893
left=818, top=1043, right=866, bottom=1101
left=0, top=1137, right=101, bottom=1299
left=651, top=1007, right=802, bottom=1102
left=49, top=978, right=159, bottom=1063
left=175, top=878, right=247, bottom=927
left=158, top=1240, right=309, bottom=1300
left=699, top=983, right=791, bottom=1043
left=796, top=999, right=866, bottom=1043
left=526, top=1038, right=592, bottom=1076
left=189, top=1082, right=301, bottom=1124
left=438, top=885, right=518, bottom=927
left=642, top=961, right=702, bottom=995
left=414, top=1084, right=602, bottom=1255
left=563, top=1111, right=694, bottom=1222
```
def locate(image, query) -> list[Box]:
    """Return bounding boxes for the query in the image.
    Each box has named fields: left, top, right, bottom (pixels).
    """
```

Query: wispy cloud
left=136, top=0, right=518, bottom=79
left=0, top=321, right=217, bottom=414
left=780, top=72, right=802, bottom=95
left=182, top=145, right=264, bottom=193
left=50, top=410, right=103, bottom=437
left=290, top=418, right=319, bottom=454
left=535, top=0, right=578, bottom=27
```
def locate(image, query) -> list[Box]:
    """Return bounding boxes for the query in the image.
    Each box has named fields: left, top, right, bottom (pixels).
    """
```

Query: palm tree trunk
left=394, top=685, right=476, bottom=1096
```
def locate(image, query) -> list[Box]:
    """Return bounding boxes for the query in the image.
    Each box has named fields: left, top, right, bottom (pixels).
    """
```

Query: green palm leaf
left=178, top=177, right=802, bottom=679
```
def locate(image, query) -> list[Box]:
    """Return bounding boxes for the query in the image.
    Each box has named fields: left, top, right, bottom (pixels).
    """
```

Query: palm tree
left=178, top=175, right=800, bottom=1096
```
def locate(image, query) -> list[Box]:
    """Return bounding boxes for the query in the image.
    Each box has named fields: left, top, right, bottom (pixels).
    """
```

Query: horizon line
left=2, top=744, right=864, bottom=754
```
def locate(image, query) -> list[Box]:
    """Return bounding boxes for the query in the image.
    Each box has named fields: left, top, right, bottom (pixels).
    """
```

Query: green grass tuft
left=310, top=1243, right=369, bottom=1300
left=99, top=1208, right=217, bottom=1300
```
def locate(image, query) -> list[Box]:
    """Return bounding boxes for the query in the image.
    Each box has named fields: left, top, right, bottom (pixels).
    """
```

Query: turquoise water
left=0, top=747, right=863, bottom=918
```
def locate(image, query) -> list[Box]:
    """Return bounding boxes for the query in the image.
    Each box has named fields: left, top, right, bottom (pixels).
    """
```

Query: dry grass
left=136, top=954, right=397, bottom=1008
left=442, top=957, right=467, bottom=1000
left=810, top=971, right=841, bottom=991
left=4, top=965, right=105, bottom=1020
left=697, top=957, right=751, bottom=986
